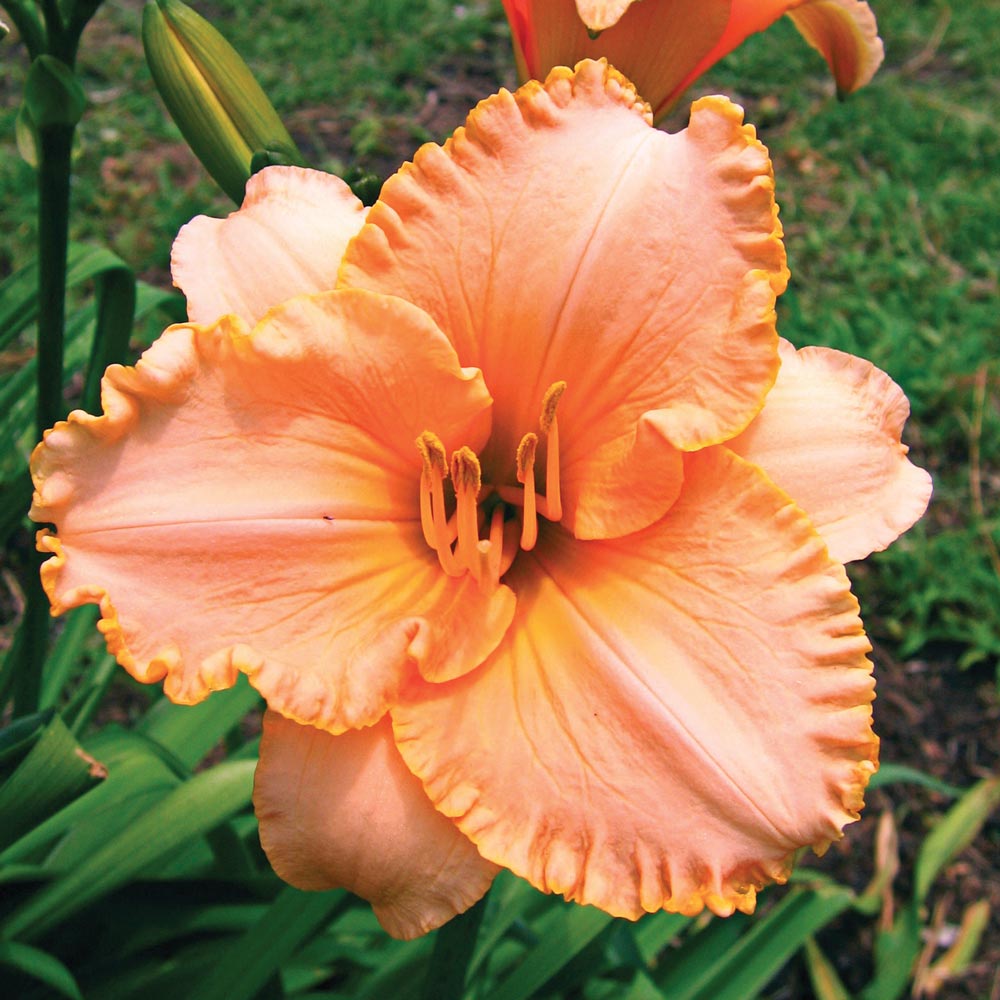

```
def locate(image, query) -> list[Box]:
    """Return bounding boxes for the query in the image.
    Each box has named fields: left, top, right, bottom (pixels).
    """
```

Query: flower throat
left=416, top=381, right=566, bottom=590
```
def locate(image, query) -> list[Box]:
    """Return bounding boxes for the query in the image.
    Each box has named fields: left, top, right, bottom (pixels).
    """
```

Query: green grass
left=0, top=0, right=510, bottom=281
left=1, top=1, right=998, bottom=997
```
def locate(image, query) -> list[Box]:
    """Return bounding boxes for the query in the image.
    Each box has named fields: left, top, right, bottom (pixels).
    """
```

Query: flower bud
left=142, top=0, right=302, bottom=203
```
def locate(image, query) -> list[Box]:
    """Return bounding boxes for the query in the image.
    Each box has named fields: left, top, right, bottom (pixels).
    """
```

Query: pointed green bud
left=142, top=0, right=303, bottom=203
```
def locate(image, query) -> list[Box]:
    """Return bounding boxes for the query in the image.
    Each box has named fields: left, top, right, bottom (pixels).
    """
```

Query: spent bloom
left=31, top=61, right=930, bottom=939
left=502, top=0, right=884, bottom=120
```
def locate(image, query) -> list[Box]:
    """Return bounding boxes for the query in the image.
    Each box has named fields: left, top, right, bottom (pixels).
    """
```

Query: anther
left=539, top=381, right=565, bottom=522
left=416, top=430, right=448, bottom=476
left=516, top=433, right=538, bottom=550
left=539, top=381, right=567, bottom=434
left=415, top=431, right=460, bottom=576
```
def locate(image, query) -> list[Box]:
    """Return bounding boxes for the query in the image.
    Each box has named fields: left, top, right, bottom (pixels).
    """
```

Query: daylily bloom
left=502, top=0, right=884, bottom=120
left=31, top=60, right=930, bottom=939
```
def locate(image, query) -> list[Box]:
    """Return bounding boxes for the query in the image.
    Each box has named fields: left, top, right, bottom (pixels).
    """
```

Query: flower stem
left=35, top=123, right=75, bottom=438
left=421, top=896, right=489, bottom=1000
left=16, top=120, right=77, bottom=716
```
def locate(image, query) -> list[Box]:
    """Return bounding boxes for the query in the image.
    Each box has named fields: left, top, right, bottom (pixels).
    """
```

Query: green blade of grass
left=0, top=758, right=255, bottom=941
left=803, top=936, right=851, bottom=1000
left=633, top=910, right=692, bottom=965
left=187, top=885, right=347, bottom=1000
left=487, top=904, right=613, bottom=1000
left=0, top=940, right=83, bottom=1000
left=0, top=725, right=181, bottom=866
left=913, top=776, right=1000, bottom=903
left=0, top=714, right=104, bottom=852
left=868, top=763, right=965, bottom=798
left=38, top=606, right=100, bottom=710
left=861, top=902, right=922, bottom=1000
left=138, top=674, right=262, bottom=770
left=0, top=244, right=134, bottom=352
left=669, top=886, right=854, bottom=1000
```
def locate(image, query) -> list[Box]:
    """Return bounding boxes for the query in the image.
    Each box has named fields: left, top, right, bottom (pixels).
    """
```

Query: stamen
left=539, top=381, right=565, bottom=522
left=539, top=380, right=567, bottom=435
left=451, top=447, right=482, bottom=574
left=416, top=431, right=447, bottom=549
left=487, top=503, right=505, bottom=580
left=416, top=431, right=460, bottom=576
left=516, top=433, right=538, bottom=551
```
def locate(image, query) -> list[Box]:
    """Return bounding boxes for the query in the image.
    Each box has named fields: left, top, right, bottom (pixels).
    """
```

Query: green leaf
left=862, top=903, right=922, bottom=1000
left=0, top=758, right=255, bottom=941
left=869, top=763, right=965, bottom=798
left=0, top=728, right=179, bottom=866
left=919, top=899, right=991, bottom=994
left=420, top=895, right=487, bottom=1000
left=624, top=970, right=667, bottom=1000
left=0, top=712, right=53, bottom=768
left=669, top=887, right=854, bottom=1000
left=633, top=910, right=691, bottom=965
left=0, top=714, right=104, bottom=852
left=488, top=903, right=613, bottom=1000
left=138, top=674, right=262, bottom=770
left=39, top=606, right=101, bottom=710
left=187, top=885, right=347, bottom=1000
left=914, top=775, right=1000, bottom=903
left=81, top=260, right=137, bottom=414
left=0, top=940, right=83, bottom=1000
left=803, top=937, right=851, bottom=1000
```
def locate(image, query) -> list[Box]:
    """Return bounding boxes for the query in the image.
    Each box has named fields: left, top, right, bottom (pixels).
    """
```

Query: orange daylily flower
left=502, top=0, right=884, bottom=120
left=31, top=61, right=930, bottom=940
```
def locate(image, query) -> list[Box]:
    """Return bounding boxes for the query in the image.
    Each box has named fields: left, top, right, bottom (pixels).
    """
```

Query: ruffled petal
left=342, top=60, right=787, bottom=540
left=392, top=448, right=877, bottom=920
left=172, top=166, right=367, bottom=326
left=787, top=0, right=883, bottom=95
left=501, top=1, right=730, bottom=119
left=255, top=712, right=499, bottom=940
left=729, top=340, right=932, bottom=564
left=31, top=290, right=514, bottom=731
left=674, top=0, right=883, bottom=107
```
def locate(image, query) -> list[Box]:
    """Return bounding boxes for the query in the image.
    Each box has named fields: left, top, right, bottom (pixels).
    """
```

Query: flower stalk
left=9, top=5, right=103, bottom=715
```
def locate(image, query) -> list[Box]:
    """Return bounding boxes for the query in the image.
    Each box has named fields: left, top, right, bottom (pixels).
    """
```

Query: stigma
left=417, top=381, right=565, bottom=590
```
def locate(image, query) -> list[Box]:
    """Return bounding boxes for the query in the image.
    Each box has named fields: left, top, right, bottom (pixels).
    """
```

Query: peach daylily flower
left=503, top=0, right=884, bottom=120
left=31, top=61, right=930, bottom=939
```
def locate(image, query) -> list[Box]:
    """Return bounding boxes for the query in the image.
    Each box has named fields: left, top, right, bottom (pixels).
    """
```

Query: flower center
left=416, top=381, right=566, bottom=590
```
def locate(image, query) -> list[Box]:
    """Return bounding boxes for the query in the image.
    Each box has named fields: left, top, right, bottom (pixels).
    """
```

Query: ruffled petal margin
left=342, top=60, right=787, bottom=541
left=392, top=448, right=877, bottom=920
left=172, top=166, right=367, bottom=327
left=729, top=340, right=932, bottom=564
left=31, top=290, right=514, bottom=732
left=786, top=0, right=884, bottom=97
left=255, top=712, right=499, bottom=940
